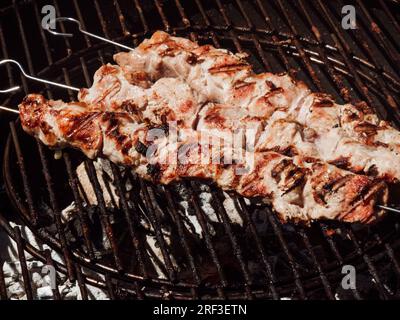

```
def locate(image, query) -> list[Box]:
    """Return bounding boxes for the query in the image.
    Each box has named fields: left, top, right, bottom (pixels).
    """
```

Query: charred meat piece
left=112, top=31, right=400, bottom=182
left=19, top=94, right=388, bottom=224
left=79, top=63, right=400, bottom=183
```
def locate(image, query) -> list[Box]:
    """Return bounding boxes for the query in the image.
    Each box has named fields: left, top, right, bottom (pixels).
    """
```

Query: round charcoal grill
left=1, top=0, right=400, bottom=300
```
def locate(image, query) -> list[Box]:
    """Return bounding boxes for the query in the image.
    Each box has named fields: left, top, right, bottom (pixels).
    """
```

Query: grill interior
left=1, top=0, right=400, bottom=300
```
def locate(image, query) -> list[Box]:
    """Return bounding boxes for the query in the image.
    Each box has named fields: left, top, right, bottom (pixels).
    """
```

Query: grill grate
left=0, top=0, right=400, bottom=300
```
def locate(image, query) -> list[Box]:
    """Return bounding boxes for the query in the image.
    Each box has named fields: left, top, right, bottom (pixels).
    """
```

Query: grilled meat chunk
left=79, top=64, right=206, bottom=128
left=79, top=62, right=400, bottom=182
left=113, top=31, right=400, bottom=182
left=19, top=94, right=388, bottom=224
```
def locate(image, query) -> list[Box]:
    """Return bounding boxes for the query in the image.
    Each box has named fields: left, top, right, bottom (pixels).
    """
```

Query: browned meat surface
left=112, top=31, right=400, bottom=182
left=19, top=94, right=388, bottom=224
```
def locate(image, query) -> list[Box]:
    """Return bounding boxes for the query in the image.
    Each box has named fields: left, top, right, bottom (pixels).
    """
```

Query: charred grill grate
left=0, top=0, right=400, bottom=300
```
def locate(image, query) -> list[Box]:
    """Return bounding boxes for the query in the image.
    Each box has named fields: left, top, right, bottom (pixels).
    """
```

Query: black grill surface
left=0, top=0, right=400, bottom=300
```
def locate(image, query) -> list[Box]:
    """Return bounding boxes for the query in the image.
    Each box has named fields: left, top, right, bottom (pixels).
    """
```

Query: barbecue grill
left=0, top=0, right=400, bottom=300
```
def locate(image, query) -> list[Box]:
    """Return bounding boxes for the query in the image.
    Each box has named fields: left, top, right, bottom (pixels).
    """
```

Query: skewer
left=1, top=103, right=399, bottom=215
left=45, top=17, right=134, bottom=51
left=0, top=85, right=20, bottom=94
left=0, top=59, right=79, bottom=92
left=0, top=106, right=19, bottom=114
left=1, top=18, right=134, bottom=94
left=377, top=205, right=400, bottom=214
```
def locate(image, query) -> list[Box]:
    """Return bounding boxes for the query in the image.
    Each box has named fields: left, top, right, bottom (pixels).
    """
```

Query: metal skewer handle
left=377, top=205, right=400, bottom=214
left=0, top=106, right=19, bottom=114
left=0, top=85, right=20, bottom=94
left=0, top=59, right=79, bottom=92
left=45, top=17, right=134, bottom=51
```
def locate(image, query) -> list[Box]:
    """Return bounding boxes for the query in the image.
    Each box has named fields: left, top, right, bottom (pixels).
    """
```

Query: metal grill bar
left=379, top=0, right=400, bottom=35
left=36, top=141, right=76, bottom=281
left=275, top=0, right=323, bottom=91
left=356, top=0, right=400, bottom=72
left=233, top=0, right=272, bottom=70
left=236, top=197, right=279, bottom=299
left=346, top=227, right=388, bottom=299
left=0, top=210, right=116, bottom=299
left=113, top=0, right=130, bottom=37
left=74, top=264, right=89, bottom=300
left=139, top=179, right=176, bottom=282
left=322, top=1, right=400, bottom=122
left=9, top=123, right=39, bottom=225
left=105, top=274, right=116, bottom=300
left=267, top=212, right=306, bottom=299
left=319, top=223, right=362, bottom=300
left=1, top=0, right=400, bottom=300
left=72, top=0, right=92, bottom=47
left=186, top=181, right=227, bottom=299
left=163, top=187, right=201, bottom=289
left=154, top=0, right=171, bottom=32
left=32, top=1, right=53, bottom=65
left=110, top=163, right=148, bottom=279
left=14, top=226, right=34, bottom=300
left=297, top=0, right=349, bottom=101
left=0, top=256, right=7, bottom=300
left=52, top=0, right=73, bottom=55
left=63, top=152, right=96, bottom=260
left=315, top=1, right=382, bottom=110
left=298, top=229, right=334, bottom=300
left=84, top=160, right=123, bottom=272
left=209, top=187, right=254, bottom=299
left=133, top=0, right=149, bottom=35
left=44, top=249, right=61, bottom=300
left=0, top=22, right=16, bottom=89
left=253, top=0, right=295, bottom=75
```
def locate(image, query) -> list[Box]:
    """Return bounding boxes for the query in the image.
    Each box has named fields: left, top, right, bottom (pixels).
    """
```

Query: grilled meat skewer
left=19, top=93, right=388, bottom=224
left=112, top=31, right=400, bottom=182
left=79, top=63, right=400, bottom=182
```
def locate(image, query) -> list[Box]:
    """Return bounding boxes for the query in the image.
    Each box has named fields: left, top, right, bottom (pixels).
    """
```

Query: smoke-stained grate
left=0, top=0, right=400, bottom=300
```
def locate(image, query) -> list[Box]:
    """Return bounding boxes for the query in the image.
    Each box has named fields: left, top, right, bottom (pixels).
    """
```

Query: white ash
left=199, top=192, right=218, bottom=222
left=0, top=222, right=108, bottom=300
left=0, top=160, right=266, bottom=299
left=61, top=202, right=78, bottom=223
left=145, top=235, right=168, bottom=280
left=53, top=150, right=63, bottom=160
left=72, top=159, right=244, bottom=234
left=180, top=200, right=203, bottom=236
left=222, top=193, right=243, bottom=225
left=58, top=159, right=253, bottom=281
left=76, top=159, right=119, bottom=208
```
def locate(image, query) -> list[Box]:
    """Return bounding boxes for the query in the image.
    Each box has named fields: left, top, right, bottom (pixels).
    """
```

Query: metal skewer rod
left=0, top=85, right=20, bottom=94
left=0, top=106, right=20, bottom=114
left=0, top=59, right=79, bottom=92
left=45, top=17, right=134, bottom=51
left=377, top=205, right=400, bottom=214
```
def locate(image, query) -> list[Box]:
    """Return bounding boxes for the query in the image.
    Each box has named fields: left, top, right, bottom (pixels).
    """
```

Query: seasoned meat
left=79, top=64, right=206, bottom=128
left=19, top=94, right=388, bottom=224
left=113, top=31, right=400, bottom=182
left=79, top=62, right=400, bottom=182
